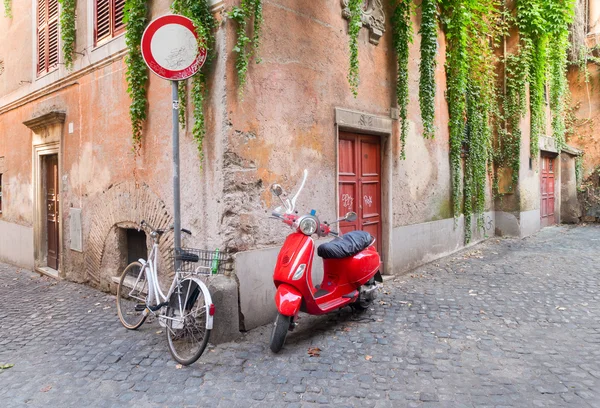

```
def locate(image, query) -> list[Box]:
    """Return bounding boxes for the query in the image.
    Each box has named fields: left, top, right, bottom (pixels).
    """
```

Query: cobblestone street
left=1, top=225, right=599, bottom=407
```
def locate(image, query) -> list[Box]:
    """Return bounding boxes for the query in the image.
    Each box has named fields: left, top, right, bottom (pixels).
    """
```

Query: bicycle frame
left=138, top=242, right=173, bottom=307
left=131, top=240, right=214, bottom=330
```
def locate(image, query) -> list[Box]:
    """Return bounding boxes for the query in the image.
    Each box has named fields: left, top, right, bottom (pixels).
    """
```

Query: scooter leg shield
left=274, top=284, right=303, bottom=317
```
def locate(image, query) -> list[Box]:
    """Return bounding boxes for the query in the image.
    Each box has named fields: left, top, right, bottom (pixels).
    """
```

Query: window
left=94, top=0, right=126, bottom=45
left=37, top=0, right=59, bottom=75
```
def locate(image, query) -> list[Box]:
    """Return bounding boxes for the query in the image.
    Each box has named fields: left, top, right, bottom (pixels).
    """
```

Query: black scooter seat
left=317, top=231, right=373, bottom=259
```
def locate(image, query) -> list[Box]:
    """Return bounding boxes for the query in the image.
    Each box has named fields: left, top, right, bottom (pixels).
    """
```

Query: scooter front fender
left=274, top=284, right=303, bottom=317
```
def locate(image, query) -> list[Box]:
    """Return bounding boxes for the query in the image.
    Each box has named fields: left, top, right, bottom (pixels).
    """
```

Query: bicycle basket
left=171, top=248, right=232, bottom=275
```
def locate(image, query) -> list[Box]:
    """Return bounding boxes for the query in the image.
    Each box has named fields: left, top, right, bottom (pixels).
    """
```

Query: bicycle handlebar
left=140, top=221, right=192, bottom=236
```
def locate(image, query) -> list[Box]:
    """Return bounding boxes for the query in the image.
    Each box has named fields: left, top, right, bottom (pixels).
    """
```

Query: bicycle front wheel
left=116, top=261, right=148, bottom=330
left=165, top=278, right=211, bottom=365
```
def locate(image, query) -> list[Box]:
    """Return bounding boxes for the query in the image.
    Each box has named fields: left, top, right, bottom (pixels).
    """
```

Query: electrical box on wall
left=70, top=208, right=83, bottom=252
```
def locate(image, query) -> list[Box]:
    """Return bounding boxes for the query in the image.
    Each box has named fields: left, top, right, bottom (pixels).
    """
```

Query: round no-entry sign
left=141, top=14, right=207, bottom=81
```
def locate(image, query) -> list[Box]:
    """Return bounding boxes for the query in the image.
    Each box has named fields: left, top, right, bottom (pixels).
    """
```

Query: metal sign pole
left=141, top=14, right=207, bottom=257
left=172, top=80, right=182, bottom=251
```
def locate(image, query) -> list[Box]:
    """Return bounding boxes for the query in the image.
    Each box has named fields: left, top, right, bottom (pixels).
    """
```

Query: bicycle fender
left=186, top=277, right=214, bottom=330
left=275, top=284, right=302, bottom=317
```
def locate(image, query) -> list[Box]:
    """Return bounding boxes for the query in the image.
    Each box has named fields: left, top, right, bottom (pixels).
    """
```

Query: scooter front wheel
left=269, top=313, right=291, bottom=353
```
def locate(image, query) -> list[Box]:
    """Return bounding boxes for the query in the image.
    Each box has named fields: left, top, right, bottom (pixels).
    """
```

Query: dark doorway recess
left=126, top=228, right=147, bottom=264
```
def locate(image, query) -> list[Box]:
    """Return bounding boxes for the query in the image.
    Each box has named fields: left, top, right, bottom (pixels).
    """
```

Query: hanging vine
left=419, top=0, right=438, bottom=139
left=547, top=1, right=576, bottom=152
left=228, top=0, right=263, bottom=94
left=516, top=0, right=575, bottom=156
left=172, top=0, right=217, bottom=160
left=392, top=0, right=413, bottom=159
left=441, top=0, right=502, bottom=242
left=548, top=30, right=569, bottom=152
left=58, top=0, right=76, bottom=70
left=124, top=0, right=148, bottom=147
left=496, top=48, right=529, bottom=191
left=490, top=0, right=574, bottom=196
left=346, top=0, right=363, bottom=97
left=3, top=0, right=11, bottom=18
left=441, top=0, right=468, bottom=222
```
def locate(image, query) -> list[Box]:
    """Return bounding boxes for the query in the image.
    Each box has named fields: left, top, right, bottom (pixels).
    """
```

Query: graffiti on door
left=363, top=195, right=373, bottom=207
left=341, top=194, right=354, bottom=210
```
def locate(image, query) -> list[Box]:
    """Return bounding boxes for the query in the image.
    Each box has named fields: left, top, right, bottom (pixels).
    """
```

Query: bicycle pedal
left=134, top=304, right=146, bottom=312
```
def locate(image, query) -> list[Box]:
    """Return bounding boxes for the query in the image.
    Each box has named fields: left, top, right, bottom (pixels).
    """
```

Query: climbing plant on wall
left=516, top=0, right=575, bottom=156
left=3, top=0, right=11, bottom=18
left=346, top=0, right=363, bottom=97
left=496, top=47, right=529, bottom=191
left=228, top=0, right=262, bottom=94
left=546, top=0, right=576, bottom=152
left=441, top=0, right=468, bottom=223
left=124, top=0, right=148, bottom=147
left=172, top=0, right=217, bottom=160
left=58, top=0, right=76, bottom=70
left=440, top=0, right=503, bottom=242
left=419, top=0, right=438, bottom=139
left=392, top=0, right=413, bottom=159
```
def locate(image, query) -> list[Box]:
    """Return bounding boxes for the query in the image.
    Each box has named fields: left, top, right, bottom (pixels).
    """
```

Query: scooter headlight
left=298, top=216, right=318, bottom=236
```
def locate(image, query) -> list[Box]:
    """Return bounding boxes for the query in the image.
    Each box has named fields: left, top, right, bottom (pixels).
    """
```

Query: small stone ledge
left=23, top=111, right=66, bottom=132
left=335, top=107, right=392, bottom=135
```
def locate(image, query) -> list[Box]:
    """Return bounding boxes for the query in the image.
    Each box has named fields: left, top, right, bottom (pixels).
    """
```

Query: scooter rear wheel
left=352, top=278, right=378, bottom=311
left=269, top=313, right=291, bottom=353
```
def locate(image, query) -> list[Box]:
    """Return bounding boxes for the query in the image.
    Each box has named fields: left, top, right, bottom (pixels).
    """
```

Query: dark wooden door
left=540, top=155, right=555, bottom=228
left=46, top=154, right=59, bottom=270
left=338, top=132, right=382, bottom=253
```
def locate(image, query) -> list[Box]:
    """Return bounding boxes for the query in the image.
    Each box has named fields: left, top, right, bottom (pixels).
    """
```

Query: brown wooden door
left=338, top=132, right=382, bottom=253
left=540, top=155, right=555, bottom=228
left=46, top=154, right=59, bottom=270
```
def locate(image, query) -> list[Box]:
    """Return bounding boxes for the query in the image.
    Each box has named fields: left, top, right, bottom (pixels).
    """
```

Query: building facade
left=0, top=0, right=582, bottom=336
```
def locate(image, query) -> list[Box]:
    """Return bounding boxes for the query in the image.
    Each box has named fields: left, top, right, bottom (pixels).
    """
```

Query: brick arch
left=85, top=181, right=174, bottom=285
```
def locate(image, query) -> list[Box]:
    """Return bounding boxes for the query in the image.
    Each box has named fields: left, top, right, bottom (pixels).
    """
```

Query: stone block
left=204, top=274, right=241, bottom=344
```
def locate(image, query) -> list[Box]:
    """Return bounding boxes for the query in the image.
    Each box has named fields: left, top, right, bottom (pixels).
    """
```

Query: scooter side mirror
left=344, top=212, right=358, bottom=222
left=271, top=184, right=283, bottom=197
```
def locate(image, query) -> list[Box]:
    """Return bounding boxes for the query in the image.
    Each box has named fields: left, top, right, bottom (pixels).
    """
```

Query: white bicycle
left=116, top=220, right=216, bottom=365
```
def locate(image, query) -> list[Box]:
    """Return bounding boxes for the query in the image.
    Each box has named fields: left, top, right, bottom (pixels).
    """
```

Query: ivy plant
left=172, top=0, right=217, bottom=161
left=228, top=0, right=263, bottom=94
left=58, top=0, right=76, bottom=70
left=497, top=48, right=529, bottom=190
left=440, top=0, right=467, bottom=221
left=392, top=0, right=413, bottom=159
left=546, top=1, right=576, bottom=152
left=419, top=0, right=438, bottom=139
left=440, top=0, right=502, bottom=242
left=346, top=0, right=363, bottom=97
left=516, top=0, right=575, bottom=156
left=124, top=0, right=148, bottom=147
left=3, top=0, right=11, bottom=18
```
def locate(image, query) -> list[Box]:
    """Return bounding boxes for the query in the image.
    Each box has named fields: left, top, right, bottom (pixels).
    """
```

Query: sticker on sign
left=141, top=14, right=207, bottom=81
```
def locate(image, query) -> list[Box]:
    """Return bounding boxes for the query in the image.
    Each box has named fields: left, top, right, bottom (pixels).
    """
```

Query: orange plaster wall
left=567, top=64, right=600, bottom=176
left=222, top=0, right=461, bottom=251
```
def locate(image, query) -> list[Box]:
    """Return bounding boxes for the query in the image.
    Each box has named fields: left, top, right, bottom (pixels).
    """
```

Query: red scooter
left=268, top=170, right=382, bottom=353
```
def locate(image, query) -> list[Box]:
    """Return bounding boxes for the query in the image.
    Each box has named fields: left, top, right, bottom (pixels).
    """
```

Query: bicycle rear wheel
left=165, top=278, right=211, bottom=365
left=116, top=261, right=148, bottom=330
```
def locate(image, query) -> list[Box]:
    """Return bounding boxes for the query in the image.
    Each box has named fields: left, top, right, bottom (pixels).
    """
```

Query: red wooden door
left=540, top=155, right=555, bottom=227
left=338, top=132, right=382, bottom=253
left=46, top=154, right=59, bottom=270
